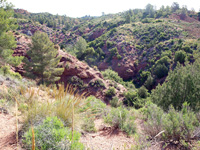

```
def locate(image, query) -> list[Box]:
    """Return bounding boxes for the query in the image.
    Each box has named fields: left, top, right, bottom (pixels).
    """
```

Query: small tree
left=125, top=14, right=131, bottom=23
left=24, top=31, right=64, bottom=83
left=138, top=86, right=148, bottom=98
left=144, top=75, right=155, bottom=90
left=174, top=50, right=186, bottom=63
left=154, top=63, right=169, bottom=79
left=75, top=37, right=87, bottom=60
left=0, top=0, right=22, bottom=66
left=171, top=2, right=180, bottom=12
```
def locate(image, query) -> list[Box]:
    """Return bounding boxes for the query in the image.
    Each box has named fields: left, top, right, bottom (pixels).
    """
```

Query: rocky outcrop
left=58, top=50, right=126, bottom=101
left=13, top=34, right=31, bottom=57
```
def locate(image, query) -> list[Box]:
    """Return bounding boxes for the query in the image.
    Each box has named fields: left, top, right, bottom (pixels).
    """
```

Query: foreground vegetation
left=0, top=64, right=199, bottom=149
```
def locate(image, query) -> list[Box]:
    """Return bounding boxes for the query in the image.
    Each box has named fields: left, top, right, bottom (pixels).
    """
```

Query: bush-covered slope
left=14, top=4, right=200, bottom=89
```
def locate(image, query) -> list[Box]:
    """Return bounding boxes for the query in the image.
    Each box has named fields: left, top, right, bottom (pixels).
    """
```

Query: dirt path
left=0, top=112, right=22, bottom=150
left=80, top=119, right=135, bottom=150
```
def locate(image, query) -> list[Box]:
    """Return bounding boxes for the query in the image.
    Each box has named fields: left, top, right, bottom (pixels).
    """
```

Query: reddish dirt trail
left=0, top=113, right=19, bottom=150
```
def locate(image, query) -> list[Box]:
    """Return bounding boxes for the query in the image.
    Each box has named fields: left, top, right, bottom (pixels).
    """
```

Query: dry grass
left=31, top=126, right=35, bottom=150
left=19, top=84, right=87, bottom=147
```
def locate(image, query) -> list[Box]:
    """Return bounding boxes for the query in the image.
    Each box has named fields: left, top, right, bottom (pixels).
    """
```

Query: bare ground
left=0, top=113, right=18, bottom=150
left=80, top=119, right=136, bottom=150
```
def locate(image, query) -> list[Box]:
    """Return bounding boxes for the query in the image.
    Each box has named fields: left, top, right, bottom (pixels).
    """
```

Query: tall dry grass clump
left=21, top=84, right=86, bottom=149
left=22, top=84, right=86, bottom=126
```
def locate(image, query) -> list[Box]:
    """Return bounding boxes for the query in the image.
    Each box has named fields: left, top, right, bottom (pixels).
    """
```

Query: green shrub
left=162, top=103, right=199, bottom=142
left=106, top=40, right=115, bottom=48
left=23, top=116, right=84, bottom=150
left=0, top=65, right=22, bottom=79
left=142, top=102, right=199, bottom=143
left=144, top=75, right=155, bottom=90
left=104, top=106, right=136, bottom=135
left=153, top=63, right=168, bottom=79
left=174, top=50, right=186, bottom=63
left=79, top=96, right=106, bottom=118
left=155, top=56, right=171, bottom=67
left=153, top=56, right=171, bottom=79
left=105, top=87, right=116, bottom=97
left=110, top=97, right=121, bottom=108
left=117, top=54, right=122, bottom=59
left=135, top=45, right=141, bottom=50
left=140, top=71, right=150, bottom=84
left=182, top=45, right=192, bottom=53
left=101, top=69, right=123, bottom=84
left=123, top=90, right=145, bottom=108
left=142, top=102, right=164, bottom=138
left=68, top=76, right=86, bottom=89
left=161, top=51, right=172, bottom=58
left=81, top=117, right=96, bottom=133
left=138, top=86, right=148, bottom=98
left=89, top=79, right=105, bottom=88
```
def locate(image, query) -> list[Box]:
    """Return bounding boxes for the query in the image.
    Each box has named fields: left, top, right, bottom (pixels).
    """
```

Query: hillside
left=1, top=1, right=200, bottom=150
left=14, top=6, right=200, bottom=88
left=12, top=33, right=126, bottom=102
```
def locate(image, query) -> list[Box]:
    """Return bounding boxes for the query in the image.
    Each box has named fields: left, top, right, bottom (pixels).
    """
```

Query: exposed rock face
left=58, top=50, right=126, bottom=101
left=13, top=34, right=31, bottom=57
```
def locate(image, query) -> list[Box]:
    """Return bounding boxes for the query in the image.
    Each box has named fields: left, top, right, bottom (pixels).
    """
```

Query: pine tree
left=0, top=0, right=21, bottom=66
left=75, top=37, right=87, bottom=60
left=23, top=31, right=64, bottom=83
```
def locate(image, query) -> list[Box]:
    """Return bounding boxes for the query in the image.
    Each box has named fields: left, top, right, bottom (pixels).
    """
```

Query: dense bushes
left=133, top=23, right=181, bottom=49
left=142, top=102, right=199, bottom=144
left=162, top=104, right=198, bottom=142
left=108, top=47, right=122, bottom=61
left=123, top=89, right=147, bottom=108
left=151, top=58, right=200, bottom=111
left=110, top=97, right=121, bottom=108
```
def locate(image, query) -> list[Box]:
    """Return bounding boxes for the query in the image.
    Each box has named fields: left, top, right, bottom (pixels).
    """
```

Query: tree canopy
left=151, top=58, right=200, bottom=111
left=24, top=31, right=64, bottom=83
left=0, top=0, right=22, bottom=66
